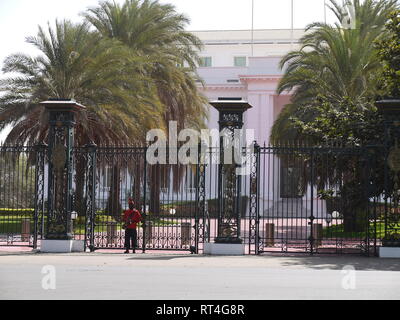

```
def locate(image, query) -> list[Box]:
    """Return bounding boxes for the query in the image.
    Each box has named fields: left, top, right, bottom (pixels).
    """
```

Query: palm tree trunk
left=133, top=164, right=142, bottom=209
left=106, top=165, right=121, bottom=217
left=149, top=164, right=161, bottom=214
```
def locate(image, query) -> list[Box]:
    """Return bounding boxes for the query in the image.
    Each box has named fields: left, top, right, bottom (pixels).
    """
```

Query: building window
left=234, top=56, right=246, bottom=67
left=199, top=56, right=212, bottom=67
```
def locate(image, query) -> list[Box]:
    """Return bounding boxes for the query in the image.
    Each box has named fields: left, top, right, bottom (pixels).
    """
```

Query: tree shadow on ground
left=1, top=249, right=398, bottom=272
left=0, top=250, right=39, bottom=257
left=126, top=254, right=212, bottom=261
left=256, top=254, right=400, bottom=271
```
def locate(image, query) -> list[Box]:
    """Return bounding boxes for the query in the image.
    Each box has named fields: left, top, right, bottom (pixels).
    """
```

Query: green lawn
left=3, top=212, right=384, bottom=239
left=0, top=213, right=179, bottom=235
left=0, top=214, right=34, bottom=234
left=322, top=221, right=385, bottom=239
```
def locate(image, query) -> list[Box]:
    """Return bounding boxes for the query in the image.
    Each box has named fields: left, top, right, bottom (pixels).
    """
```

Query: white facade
left=193, top=29, right=328, bottom=218
left=193, top=28, right=305, bottom=145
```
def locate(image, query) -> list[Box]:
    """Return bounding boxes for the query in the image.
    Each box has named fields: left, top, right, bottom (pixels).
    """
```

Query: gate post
left=84, top=142, right=97, bottom=252
left=204, top=100, right=252, bottom=255
left=363, top=145, right=376, bottom=256
left=33, top=142, right=46, bottom=249
left=195, top=142, right=207, bottom=253
left=249, top=141, right=260, bottom=255
left=308, top=149, right=315, bottom=255
left=40, top=99, right=85, bottom=252
left=21, top=219, right=31, bottom=242
left=142, top=144, right=148, bottom=253
left=376, top=99, right=400, bottom=256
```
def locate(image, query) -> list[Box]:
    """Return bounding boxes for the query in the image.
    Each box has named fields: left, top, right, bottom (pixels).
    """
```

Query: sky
left=0, top=0, right=337, bottom=71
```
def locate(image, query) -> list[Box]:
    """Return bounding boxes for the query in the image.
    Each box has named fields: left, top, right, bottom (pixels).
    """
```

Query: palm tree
left=271, top=0, right=397, bottom=144
left=83, top=0, right=208, bottom=132
left=0, top=20, right=164, bottom=216
left=0, top=19, right=163, bottom=146
left=270, top=0, right=397, bottom=233
left=84, top=0, right=209, bottom=213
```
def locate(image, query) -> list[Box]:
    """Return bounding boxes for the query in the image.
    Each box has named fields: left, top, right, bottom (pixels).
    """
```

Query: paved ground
left=0, top=249, right=399, bottom=300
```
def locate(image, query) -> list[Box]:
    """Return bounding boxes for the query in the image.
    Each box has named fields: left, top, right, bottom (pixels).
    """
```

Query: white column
left=246, top=92, right=274, bottom=146
left=246, top=93, right=260, bottom=142
left=264, top=93, right=275, bottom=146
left=246, top=92, right=276, bottom=207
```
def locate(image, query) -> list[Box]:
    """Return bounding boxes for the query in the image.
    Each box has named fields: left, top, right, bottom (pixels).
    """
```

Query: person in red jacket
left=123, top=198, right=142, bottom=254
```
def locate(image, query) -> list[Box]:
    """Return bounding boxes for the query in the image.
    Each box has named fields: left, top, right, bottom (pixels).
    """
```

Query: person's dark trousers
left=124, top=228, right=138, bottom=252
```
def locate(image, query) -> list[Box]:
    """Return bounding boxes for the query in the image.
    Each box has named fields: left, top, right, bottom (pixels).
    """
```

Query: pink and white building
left=193, top=28, right=305, bottom=145
left=193, top=29, right=330, bottom=219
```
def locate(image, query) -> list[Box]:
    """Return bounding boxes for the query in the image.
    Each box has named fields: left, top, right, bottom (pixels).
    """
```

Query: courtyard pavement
left=0, top=249, right=399, bottom=300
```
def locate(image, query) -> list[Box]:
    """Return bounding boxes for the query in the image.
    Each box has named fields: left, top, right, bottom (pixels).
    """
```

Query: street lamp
left=332, top=211, right=340, bottom=219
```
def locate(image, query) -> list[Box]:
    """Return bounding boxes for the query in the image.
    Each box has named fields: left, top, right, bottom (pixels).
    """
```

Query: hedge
left=156, top=196, right=249, bottom=218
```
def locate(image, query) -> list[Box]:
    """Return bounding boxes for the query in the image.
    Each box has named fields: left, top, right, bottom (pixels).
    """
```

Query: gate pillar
left=40, top=99, right=85, bottom=252
left=205, top=100, right=252, bottom=254
left=376, top=99, right=400, bottom=256
left=85, top=142, right=97, bottom=252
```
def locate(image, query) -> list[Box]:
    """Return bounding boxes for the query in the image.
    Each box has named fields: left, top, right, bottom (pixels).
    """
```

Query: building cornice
left=191, top=28, right=306, bottom=33
left=198, top=84, right=247, bottom=91
left=239, top=75, right=282, bottom=82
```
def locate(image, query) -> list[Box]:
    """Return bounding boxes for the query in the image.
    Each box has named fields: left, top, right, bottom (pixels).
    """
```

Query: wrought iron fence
left=0, top=142, right=386, bottom=255
left=0, top=145, right=42, bottom=247
left=254, top=144, right=382, bottom=255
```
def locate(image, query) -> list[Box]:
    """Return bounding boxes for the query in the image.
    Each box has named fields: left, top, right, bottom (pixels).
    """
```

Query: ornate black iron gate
left=0, top=144, right=46, bottom=248
left=249, top=144, right=380, bottom=255
left=0, top=141, right=384, bottom=255
left=0, top=142, right=382, bottom=255
left=3, top=98, right=400, bottom=256
left=75, top=145, right=207, bottom=252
